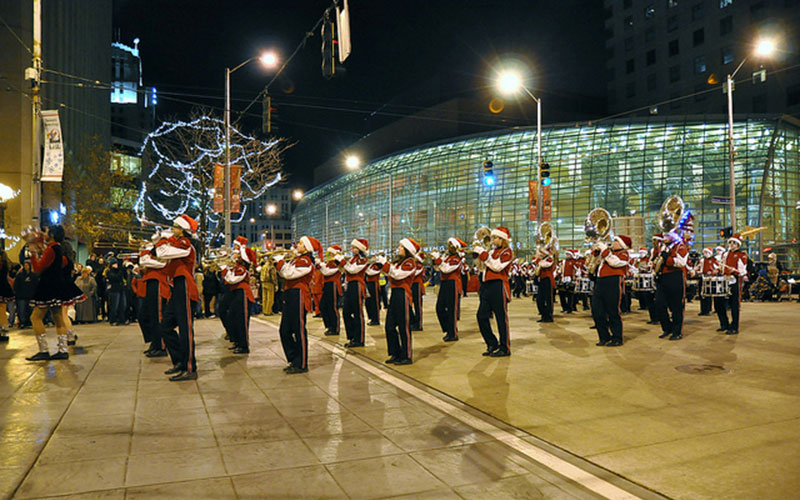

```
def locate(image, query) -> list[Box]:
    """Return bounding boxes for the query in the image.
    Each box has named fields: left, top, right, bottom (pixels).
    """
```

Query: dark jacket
left=105, top=265, right=126, bottom=293
left=13, top=269, right=39, bottom=300
left=203, top=271, right=220, bottom=297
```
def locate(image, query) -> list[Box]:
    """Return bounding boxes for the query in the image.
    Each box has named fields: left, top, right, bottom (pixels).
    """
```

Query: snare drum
left=558, top=276, right=574, bottom=291
left=575, top=277, right=593, bottom=294
left=632, top=273, right=654, bottom=292
left=702, top=276, right=730, bottom=297
left=526, top=280, right=538, bottom=295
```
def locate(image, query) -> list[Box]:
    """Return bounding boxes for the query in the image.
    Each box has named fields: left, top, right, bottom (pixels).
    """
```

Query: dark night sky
left=113, top=0, right=606, bottom=190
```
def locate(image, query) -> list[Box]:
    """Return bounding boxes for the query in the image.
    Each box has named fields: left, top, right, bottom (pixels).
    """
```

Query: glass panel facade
left=294, top=117, right=800, bottom=266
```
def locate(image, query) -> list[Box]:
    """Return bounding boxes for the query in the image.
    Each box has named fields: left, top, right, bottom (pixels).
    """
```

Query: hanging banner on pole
left=213, top=164, right=224, bottom=213
left=336, top=0, right=352, bottom=63
left=41, top=110, right=64, bottom=182
left=542, top=185, right=552, bottom=222
left=528, top=181, right=538, bottom=221
left=230, top=164, right=242, bottom=213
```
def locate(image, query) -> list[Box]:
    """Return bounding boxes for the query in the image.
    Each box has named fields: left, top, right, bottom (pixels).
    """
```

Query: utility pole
left=31, top=0, right=42, bottom=226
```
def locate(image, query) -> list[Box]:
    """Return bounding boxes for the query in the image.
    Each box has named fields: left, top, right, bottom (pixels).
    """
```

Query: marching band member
left=319, top=244, right=343, bottom=336
left=645, top=236, right=663, bottom=325
left=715, top=234, right=747, bottom=335
left=365, top=255, right=383, bottom=326
left=276, top=236, right=322, bottom=373
left=591, top=234, right=631, bottom=347
left=383, top=238, right=420, bottom=365
left=535, top=247, right=555, bottom=323
left=222, top=245, right=257, bottom=353
left=577, top=250, right=591, bottom=310
left=432, top=237, right=466, bottom=342
left=156, top=215, right=200, bottom=381
left=558, top=250, right=577, bottom=314
left=654, top=230, right=689, bottom=341
left=137, top=235, right=170, bottom=358
left=696, top=247, right=717, bottom=316
left=410, top=252, right=425, bottom=331
left=474, top=227, right=514, bottom=357
left=342, top=239, right=369, bottom=347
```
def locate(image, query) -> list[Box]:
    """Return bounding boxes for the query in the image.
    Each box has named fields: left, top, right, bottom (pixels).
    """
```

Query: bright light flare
left=345, top=155, right=361, bottom=169
left=754, top=39, right=776, bottom=57
left=292, top=189, right=304, bottom=201
left=496, top=70, right=523, bottom=96
left=266, top=204, right=277, bottom=215
left=259, top=51, right=278, bottom=68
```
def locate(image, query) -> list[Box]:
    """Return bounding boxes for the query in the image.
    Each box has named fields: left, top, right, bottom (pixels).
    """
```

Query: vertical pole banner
left=528, top=181, right=538, bottom=221
left=41, top=110, right=64, bottom=182
left=213, top=164, right=224, bottom=213
left=231, top=164, right=242, bottom=213
left=542, top=185, right=552, bottom=222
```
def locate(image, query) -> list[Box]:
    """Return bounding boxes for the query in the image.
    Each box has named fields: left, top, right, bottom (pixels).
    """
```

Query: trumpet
left=21, top=226, right=46, bottom=254
left=257, top=248, right=297, bottom=262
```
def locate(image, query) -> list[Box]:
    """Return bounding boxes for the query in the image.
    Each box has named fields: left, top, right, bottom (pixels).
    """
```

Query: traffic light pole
left=522, top=87, right=543, bottom=222
left=726, top=73, right=737, bottom=234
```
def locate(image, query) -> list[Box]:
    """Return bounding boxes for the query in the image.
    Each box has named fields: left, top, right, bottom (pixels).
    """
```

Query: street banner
left=542, top=185, right=552, bottom=221
left=231, top=164, right=242, bottom=213
left=528, top=181, right=537, bottom=221
left=41, top=110, right=64, bottom=182
left=213, top=164, right=224, bottom=213
left=336, top=0, right=352, bottom=63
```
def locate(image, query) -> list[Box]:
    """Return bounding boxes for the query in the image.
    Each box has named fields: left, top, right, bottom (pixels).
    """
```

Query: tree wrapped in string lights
left=135, top=110, right=291, bottom=242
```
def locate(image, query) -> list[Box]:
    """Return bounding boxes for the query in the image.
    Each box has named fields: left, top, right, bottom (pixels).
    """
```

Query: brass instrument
left=256, top=248, right=296, bottom=262
left=584, top=208, right=614, bottom=275
left=533, top=222, right=559, bottom=277
left=652, top=195, right=684, bottom=274
left=203, top=250, right=237, bottom=272
left=471, top=227, right=492, bottom=271
left=21, top=226, right=46, bottom=254
left=367, top=251, right=386, bottom=265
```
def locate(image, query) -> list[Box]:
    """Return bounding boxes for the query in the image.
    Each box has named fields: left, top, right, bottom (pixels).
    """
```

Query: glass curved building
left=294, top=115, right=800, bottom=266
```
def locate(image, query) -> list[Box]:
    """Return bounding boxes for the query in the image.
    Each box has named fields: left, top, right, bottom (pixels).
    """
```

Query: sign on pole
left=336, top=0, right=351, bottom=63
left=528, top=181, right=537, bottom=221
left=213, top=164, right=224, bottom=213
left=542, top=185, right=552, bottom=222
left=231, top=165, right=242, bottom=213
left=41, top=110, right=64, bottom=182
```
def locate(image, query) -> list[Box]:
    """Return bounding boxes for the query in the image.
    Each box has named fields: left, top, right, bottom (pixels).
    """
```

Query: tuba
left=534, top=222, right=559, bottom=276
left=472, top=226, right=492, bottom=271
left=584, top=208, right=614, bottom=275
left=652, top=195, right=684, bottom=274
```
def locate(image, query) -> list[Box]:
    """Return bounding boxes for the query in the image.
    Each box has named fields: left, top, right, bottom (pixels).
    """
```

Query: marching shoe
left=394, top=358, right=412, bottom=365
left=283, top=364, right=293, bottom=372
left=658, top=332, right=671, bottom=339
left=164, top=365, right=182, bottom=375
left=489, top=349, right=510, bottom=357
left=482, top=346, right=498, bottom=356
left=285, top=365, right=308, bottom=374
left=596, top=340, right=609, bottom=346
left=50, top=352, right=69, bottom=360
left=169, top=371, right=197, bottom=382
left=146, top=349, right=167, bottom=358
left=348, top=342, right=364, bottom=347
left=668, top=334, right=683, bottom=341
left=647, top=320, right=660, bottom=325
left=589, top=325, right=597, bottom=329
left=442, top=335, right=458, bottom=342
left=606, top=340, right=623, bottom=347
left=385, top=356, right=399, bottom=364
left=0, top=334, right=9, bottom=342
left=26, top=351, right=51, bottom=361
left=324, top=330, right=338, bottom=336
left=725, top=329, right=738, bottom=335
left=232, top=347, right=250, bottom=354
left=368, top=321, right=380, bottom=326
left=716, top=326, right=728, bottom=332
left=540, top=318, right=554, bottom=323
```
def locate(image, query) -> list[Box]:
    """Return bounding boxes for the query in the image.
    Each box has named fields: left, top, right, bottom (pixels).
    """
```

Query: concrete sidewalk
left=292, top=292, right=800, bottom=500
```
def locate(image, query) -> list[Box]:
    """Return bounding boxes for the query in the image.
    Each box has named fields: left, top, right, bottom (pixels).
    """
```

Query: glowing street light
left=754, top=39, right=776, bottom=57
left=266, top=203, right=277, bottom=215
left=259, top=51, right=279, bottom=68
left=292, top=189, right=304, bottom=201
left=345, top=155, right=361, bottom=170
left=496, top=70, right=523, bottom=96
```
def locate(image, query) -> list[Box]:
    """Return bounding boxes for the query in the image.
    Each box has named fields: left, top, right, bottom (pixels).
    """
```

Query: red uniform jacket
left=660, top=242, right=689, bottom=275
left=319, top=259, right=343, bottom=295
left=155, top=236, right=198, bottom=302
left=597, top=247, right=630, bottom=278
left=434, top=254, right=463, bottom=284
left=277, top=253, right=315, bottom=311
left=223, top=264, right=255, bottom=303
left=138, top=251, right=171, bottom=300
left=479, top=247, right=514, bottom=297
left=382, top=257, right=416, bottom=300
left=343, top=255, right=368, bottom=287
left=365, top=263, right=382, bottom=283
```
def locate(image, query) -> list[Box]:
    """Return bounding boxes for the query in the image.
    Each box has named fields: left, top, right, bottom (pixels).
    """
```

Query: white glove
left=430, top=251, right=441, bottom=261
left=334, top=254, right=345, bottom=263
left=377, top=255, right=387, bottom=265
left=314, top=257, right=322, bottom=266
left=472, top=245, right=485, bottom=255
left=593, top=242, right=607, bottom=252
left=274, top=254, right=286, bottom=263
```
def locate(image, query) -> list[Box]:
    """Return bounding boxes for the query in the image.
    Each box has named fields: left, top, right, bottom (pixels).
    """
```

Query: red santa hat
left=447, top=237, right=467, bottom=249
left=703, top=247, right=713, bottom=257
left=400, top=237, right=420, bottom=256
left=300, top=236, right=323, bottom=259
left=491, top=226, right=511, bottom=241
left=234, top=236, right=248, bottom=248
left=614, top=234, right=632, bottom=249
left=351, top=238, right=369, bottom=253
left=652, top=232, right=662, bottom=240
left=173, top=215, right=199, bottom=233
left=728, top=234, right=742, bottom=247
left=326, top=244, right=343, bottom=254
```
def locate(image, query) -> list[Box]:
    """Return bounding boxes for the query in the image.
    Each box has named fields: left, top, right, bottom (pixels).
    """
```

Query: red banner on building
left=528, top=181, right=537, bottom=222
left=213, top=164, right=224, bottom=213
left=231, top=164, right=242, bottom=213
left=542, top=185, right=552, bottom=222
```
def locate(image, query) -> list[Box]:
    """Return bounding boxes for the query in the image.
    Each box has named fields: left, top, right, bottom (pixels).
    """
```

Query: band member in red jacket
left=534, top=247, right=555, bottom=323
left=365, top=255, right=384, bottom=326
left=223, top=245, right=257, bottom=354
left=695, top=247, right=718, bottom=316
left=342, top=238, right=369, bottom=347
left=156, top=215, right=200, bottom=381
left=383, top=238, right=420, bottom=365
left=433, top=237, right=466, bottom=342
left=137, top=236, right=171, bottom=358
left=277, top=236, right=322, bottom=373
left=654, top=231, right=689, bottom=341
left=715, top=234, right=748, bottom=335
left=319, top=244, right=343, bottom=336
left=473, top=227, right=514, bottom=357
left=591, top=235, right=631, bottom=347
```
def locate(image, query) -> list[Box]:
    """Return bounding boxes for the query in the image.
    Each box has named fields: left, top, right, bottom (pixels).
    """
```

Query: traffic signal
left=321, top=10, right=337, bottom=79
left=262, top=95, right=278, bottom=134
left=540, top=162, right=551, bottom=186
left=719, top=226, right=733, bottom=239
left=482, top=160, right=495, bottom=186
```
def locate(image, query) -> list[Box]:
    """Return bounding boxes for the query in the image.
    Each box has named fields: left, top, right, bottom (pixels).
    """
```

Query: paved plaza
left=1, top=292, right=798, bottom=499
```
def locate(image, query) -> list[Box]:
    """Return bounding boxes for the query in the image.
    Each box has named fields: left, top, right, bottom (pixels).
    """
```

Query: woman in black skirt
left=0, top=251, right=15, bottom=342
left=26, top=225, right=83, bottom=361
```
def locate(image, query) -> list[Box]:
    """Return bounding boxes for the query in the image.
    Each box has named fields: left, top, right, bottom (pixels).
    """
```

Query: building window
left=721, top=46, right=734, bottom=65
left=668, top=39, right=679, bottom=56
left=693, top=28, right=704, bottom=46
left=668, top=0, right=679, bottom=7
left=750, top=2, right=766, bottom=21
left=694, top=56, right=707, bottom=74
left=691, top=3, right=704, bottom=20
left=647, top=73, right=658, bottom=91
left=625, top=37, right=634, bottom=52
left=626, top=81, right=636, bottom=98
left=752, top=94, right=767, bottom=113
left=719, top=0, right=733, bottom=7
left=669, top=65, right=681, bottom=83
left=720, top=15, right=732, bottom=35
left=645, top=27, right=655, bottom=43
left=644, top=5, right=656, bottom=18
left=667, top=16, right=678, bottom=32
left=646, top=50, right=656, bottom=65
left=624, top=15, right=634, bottom=28
left=626, top=58, right=635, bottom=74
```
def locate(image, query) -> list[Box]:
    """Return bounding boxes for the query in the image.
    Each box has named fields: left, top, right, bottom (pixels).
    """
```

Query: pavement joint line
left=251, top=316, right=644, bottom=500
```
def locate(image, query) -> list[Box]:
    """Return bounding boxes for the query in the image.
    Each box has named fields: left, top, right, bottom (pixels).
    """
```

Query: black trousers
left=477, top=280, right=510, bottom=352
left=655, top=271, right=685, bottom=337
left=591, top=275, right=623, bottom=343
left=436, top=280, right=460, bottom=339
left=461, top=273, right=468, bottom=296
left=279, top=289, right=308, bottom=369
left=700, top=295, right=712, bottom=314
left=559, top=286, right=576, bottom=313
left=161, top=277, right=197, bottom=373
left=365, top=280, right=381, bottom=324
left=227, top=289, right=250, bottom=349
left=715, top=279, right=741, bottom=330
left=203, top=293, right=215, bottom=317
left=218, top=288, right=232, bottom=335
left=410, top=282, right=422, bottom=330
left=536, top=278, right=554, bottom=320
left=385, top=288, right=411, bottom=361
left=320, top=282, right=340, bottom=334
left=138, top=279, right=165, bottom=350
left=343, top=281, right=365, bottom=344
left=638, top=291, right=658, bottom=322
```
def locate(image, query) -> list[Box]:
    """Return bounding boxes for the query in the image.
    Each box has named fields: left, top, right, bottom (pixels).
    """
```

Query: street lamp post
left=224, top=52, right=278, bottom=247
